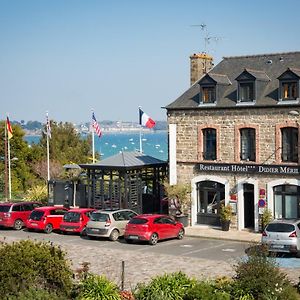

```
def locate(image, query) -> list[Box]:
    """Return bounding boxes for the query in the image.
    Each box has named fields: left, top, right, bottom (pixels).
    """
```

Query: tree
left=38, top=121, right=94, bottom=165
left=0, top=121, right=41, bottom=198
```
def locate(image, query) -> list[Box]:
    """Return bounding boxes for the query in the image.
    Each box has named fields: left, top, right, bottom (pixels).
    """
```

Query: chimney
left=190, top=53, right=213, bottom=86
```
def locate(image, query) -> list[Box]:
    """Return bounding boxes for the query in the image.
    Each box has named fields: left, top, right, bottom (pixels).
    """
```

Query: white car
left=86, top=209, right=138, bottom=241
left=261, top=219, right=300, bottom=257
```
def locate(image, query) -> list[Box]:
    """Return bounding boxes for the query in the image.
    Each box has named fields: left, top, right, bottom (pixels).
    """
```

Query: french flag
left=139, top=107, right=155, bottom=128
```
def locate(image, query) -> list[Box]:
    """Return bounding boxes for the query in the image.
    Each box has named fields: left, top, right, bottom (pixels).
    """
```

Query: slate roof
left=79, top=151, right=167, bottom=170
left=207, top=73, right=231, bottom=85
left=165, top=51, right=300, bottom=110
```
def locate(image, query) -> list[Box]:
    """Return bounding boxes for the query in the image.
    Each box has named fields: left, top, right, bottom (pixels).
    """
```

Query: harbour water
left=25, top=131, right=168, bottom=161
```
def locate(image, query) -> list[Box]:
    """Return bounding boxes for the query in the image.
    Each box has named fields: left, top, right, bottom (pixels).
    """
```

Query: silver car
left=261, top=219, right=300, bottom=257
left=86, top=209, right=138, bottom=241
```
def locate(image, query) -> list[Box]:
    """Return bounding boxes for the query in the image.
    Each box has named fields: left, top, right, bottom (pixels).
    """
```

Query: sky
left=1, top=0, right=300, bottom=124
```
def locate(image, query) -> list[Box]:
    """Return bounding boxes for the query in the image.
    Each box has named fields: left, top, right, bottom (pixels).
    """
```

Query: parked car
left=26, top=206, right=68, bottom=233
left=261, top=219, right=300, bottom=257
left=124, top=214, right=185, bottom=245
left=86, top=209, right=138, bottom=241
left=60, top=208, right=96, bottom=235
left=0, top=201, right=41, bottom=230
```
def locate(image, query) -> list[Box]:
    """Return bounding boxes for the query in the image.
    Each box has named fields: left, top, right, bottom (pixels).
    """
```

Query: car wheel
left=80, top=227, right=87, bottom=237
left=296, top=251, right=300, bottom=258
left=177, top=228, right=184, bottom=240
left=13, top=219, right=24, bottom=230
left=149, top=233, right=158, bottom=245
left=44, top=223, right=53, bottom=234
left=125, top=238, right=133, bottom=244
left=109, top=229, right=119, bottom=241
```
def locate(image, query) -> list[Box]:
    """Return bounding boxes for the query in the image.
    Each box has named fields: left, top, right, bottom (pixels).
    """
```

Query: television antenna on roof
left=190, top=23, right=223, bottom=54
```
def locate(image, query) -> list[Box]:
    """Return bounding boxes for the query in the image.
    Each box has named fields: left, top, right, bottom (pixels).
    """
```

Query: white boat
left=129, top=138, right=133, bottom=141
left=112, top=144, right=117, bottom=148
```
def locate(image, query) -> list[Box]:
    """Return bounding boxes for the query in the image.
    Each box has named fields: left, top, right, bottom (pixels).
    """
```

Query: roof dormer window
left=201, top=86, right=216, bottom=103
left=278, top=68, right=300, bottom=102
left=239, top=82, right=254, bottom=102
left=280, top=81, right=298, bottom=100
left=235, top=70, right=259, bottom=103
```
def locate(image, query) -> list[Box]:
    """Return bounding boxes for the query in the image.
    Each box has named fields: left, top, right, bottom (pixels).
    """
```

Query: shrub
left=184, top=280, right=231, bottom=300
left=76, top=273, right=121, bottom=300
left=261, top=208, right=273, bottom=230
left=25, top=184, right=48, bottom=204
left=134, top=271, right=195, bottom=300
left=232, top=246, right=298, bottom=300
left=6, top=287, right=67, bottom=300
left=0, top=239, right=73, bottom=298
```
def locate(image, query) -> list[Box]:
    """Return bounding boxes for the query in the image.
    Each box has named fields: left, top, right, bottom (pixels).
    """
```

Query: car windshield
left=63, top=212, right=81, bottom=222
left=0, top=205, right=10, bottom=212
left=90, top=212, right=109, bottom=222
left=266, top=223, right=295, bottom=233
left=29, top=211, right=44, bottom=221
left=128, top=218, right=148, bottom=224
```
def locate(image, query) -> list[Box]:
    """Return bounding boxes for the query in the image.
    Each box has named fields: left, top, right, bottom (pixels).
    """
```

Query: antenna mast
left=191, top=23, right=222, bottom=54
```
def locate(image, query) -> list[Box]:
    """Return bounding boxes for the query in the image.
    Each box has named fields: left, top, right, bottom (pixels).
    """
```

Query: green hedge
left=0, top=240, right=73, bottom=299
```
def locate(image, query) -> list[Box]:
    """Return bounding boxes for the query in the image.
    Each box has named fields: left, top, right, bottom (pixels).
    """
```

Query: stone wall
left=168, top=107, right=300, bottom=168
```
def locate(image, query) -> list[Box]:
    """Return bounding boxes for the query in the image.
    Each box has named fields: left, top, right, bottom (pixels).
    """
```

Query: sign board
left=258, top=199, right=266, bottom=208
left=198, top=162, right=300, bottom=176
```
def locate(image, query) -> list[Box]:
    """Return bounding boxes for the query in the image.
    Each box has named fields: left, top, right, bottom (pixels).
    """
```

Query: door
left=243, top=183, right=254, bottom=229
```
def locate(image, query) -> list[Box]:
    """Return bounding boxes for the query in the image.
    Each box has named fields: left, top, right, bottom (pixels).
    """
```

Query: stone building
left=165, top=51, right=300, bottom=231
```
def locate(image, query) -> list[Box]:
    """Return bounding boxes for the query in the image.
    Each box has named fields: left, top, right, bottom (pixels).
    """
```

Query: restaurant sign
left=198, top=163, right=300, bottom=175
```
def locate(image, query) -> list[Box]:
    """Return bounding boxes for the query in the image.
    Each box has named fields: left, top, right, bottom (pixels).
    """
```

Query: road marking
left=222, top=248, right=236, bottom=252
left=180, top=244, right=193, bottom=248
left=182, top=243, right=228, bottom=255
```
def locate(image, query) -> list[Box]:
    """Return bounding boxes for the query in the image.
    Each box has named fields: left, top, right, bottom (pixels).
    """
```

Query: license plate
left=30, top=223, right=38, bottom=226
left=128, top=235, right=139, bottom=240
left=271, top=244, right=284, bottom=249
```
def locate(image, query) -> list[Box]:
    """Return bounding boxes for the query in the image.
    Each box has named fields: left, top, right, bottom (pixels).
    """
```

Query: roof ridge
left=223, top=51, right=300, bottom=60
left=244, top=68, right=266, bottom=73
left=208, top=73, right=228, bottom=77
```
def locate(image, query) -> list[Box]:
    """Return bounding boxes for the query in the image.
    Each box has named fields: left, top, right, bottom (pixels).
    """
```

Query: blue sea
left=25, top=131, right=168, bottom=161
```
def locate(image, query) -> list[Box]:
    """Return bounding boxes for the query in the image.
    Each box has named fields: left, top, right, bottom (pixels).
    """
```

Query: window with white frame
left=240, top=128, right=256, bottom=161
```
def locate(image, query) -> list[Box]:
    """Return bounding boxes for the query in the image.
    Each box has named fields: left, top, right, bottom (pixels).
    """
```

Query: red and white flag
left=92, top=112, right=102, bottom=138
left=6, top=116, right=13, bottom=140
left=139, top=107, right=155, bottom=129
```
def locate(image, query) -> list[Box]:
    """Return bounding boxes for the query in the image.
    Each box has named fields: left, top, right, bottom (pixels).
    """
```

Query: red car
left=60, top=208, right=95, bottom=235
left=26, top=206, right=68, bottom=234
left=124, top=214, right=185, bottom=245
left=0, top=201, right=41, bottom=230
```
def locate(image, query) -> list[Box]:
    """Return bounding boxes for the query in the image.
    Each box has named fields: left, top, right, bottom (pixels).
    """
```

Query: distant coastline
left=24, top=129, right=167, bottom=137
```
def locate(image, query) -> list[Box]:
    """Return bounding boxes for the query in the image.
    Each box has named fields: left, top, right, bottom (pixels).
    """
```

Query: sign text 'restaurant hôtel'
left=198, top=163, right=300, bottom=175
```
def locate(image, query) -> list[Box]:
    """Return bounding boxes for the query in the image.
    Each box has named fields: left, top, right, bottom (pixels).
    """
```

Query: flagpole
left=4, top=123, right=8, bottom=201
left=139, top=126, right=143, bottom=153
left=46, top=112, right=50, bottom=181
left=92, top=109, right=95, bottom=163
left=46, top=130, right=50, bottom=181
left=7, top=131, right=12, bottom=200
left=92, top=129, right=95, bottom=163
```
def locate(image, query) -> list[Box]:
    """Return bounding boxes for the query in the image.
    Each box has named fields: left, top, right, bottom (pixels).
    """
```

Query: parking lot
left=1, top=228, right=299, bottom=288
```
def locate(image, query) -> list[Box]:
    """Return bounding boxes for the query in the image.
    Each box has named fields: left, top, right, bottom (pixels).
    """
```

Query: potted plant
left=261, top=208, right=273, bottom=232
left=219, top=203, right=233, bottom=231
left=163, top=181, right=191, bottom=227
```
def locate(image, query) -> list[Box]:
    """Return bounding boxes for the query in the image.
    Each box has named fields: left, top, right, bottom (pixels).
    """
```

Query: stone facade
left=166, top=52, right=300, bottom=231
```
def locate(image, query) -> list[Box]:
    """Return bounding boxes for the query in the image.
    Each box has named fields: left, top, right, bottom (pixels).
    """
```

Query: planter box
left=174, top=215, right=189, bottom=227
left=197, top=213, right=221, bottom=226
